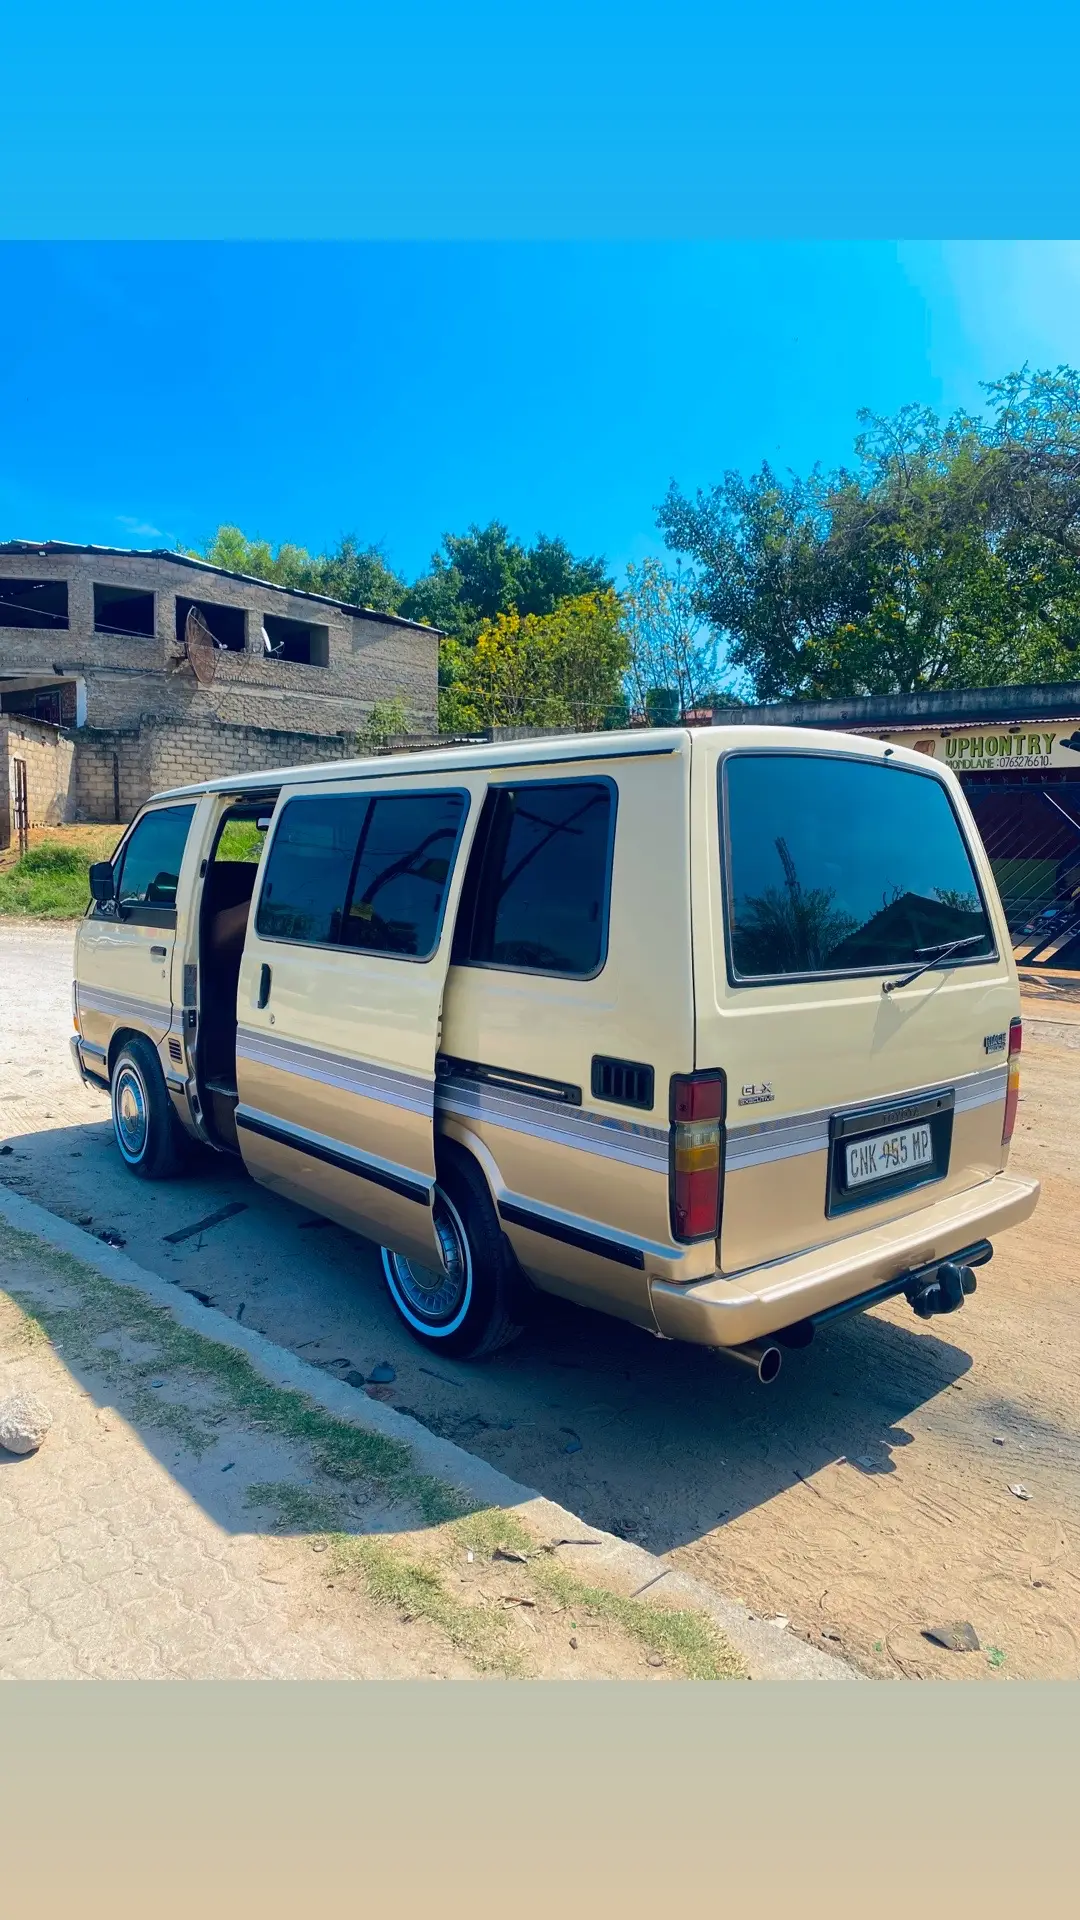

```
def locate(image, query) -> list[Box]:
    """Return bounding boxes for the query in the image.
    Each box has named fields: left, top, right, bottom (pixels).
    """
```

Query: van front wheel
left=380, top=1152, right=523, bottom=1360
left=110, top=1035, right=187, bottom=1181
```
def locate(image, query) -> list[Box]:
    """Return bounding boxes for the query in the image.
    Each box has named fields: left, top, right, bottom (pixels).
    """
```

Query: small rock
left=924, top=1621, right=981, bottom=1653
left=1009, top=1484, right=1032, bottom=1500
left=993, top=1436, right=1006, bottom=1445
left=493, top=1546, right=529, bottom=1564
left=855, top=1454, right=874, bottom=1468
left=149, top=1379, right=165, bottom=1389
left=311, top=1541, right=328, bottom=1553
left=647, top=1652, right=664, bottom=1667
left=0, top=1144, right=12, bottom=1156
left=770, top=1615, right=790, bottom=1631
left=76, top=1213, right=93, bottom=1226
left=569, top=1636, right=578, bottom=1649
left=98, top=1229, right=126, bottom=1248
left=563, top=1436, right=583, bottom=1454
left=368, top=1361, right=396, bottom=1384
left=821, top=1629, right=842, bottom=1642
left=0, top=1391, right=53, bottom=1455
left=344, top=1369, right=366, bottom=1389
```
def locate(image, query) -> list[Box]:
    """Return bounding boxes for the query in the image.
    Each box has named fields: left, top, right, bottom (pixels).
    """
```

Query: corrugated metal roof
left=0, top=541, right=441, bottom=635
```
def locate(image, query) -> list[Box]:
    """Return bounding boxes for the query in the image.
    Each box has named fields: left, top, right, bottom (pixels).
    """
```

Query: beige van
left=70, top=726, right=1039, bottom=1378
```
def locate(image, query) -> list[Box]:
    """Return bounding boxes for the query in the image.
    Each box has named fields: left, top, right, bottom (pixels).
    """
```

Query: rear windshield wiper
left=882, top=935, right=986, bottom=996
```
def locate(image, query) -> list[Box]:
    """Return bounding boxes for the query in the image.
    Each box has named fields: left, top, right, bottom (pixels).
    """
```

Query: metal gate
left=965, top=775, right=1080, bottom=970
left=12, top=756, right=28, bottom=858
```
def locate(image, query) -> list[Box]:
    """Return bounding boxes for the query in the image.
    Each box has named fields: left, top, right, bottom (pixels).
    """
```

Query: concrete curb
left=0, top=1182, right=855, bottom=1681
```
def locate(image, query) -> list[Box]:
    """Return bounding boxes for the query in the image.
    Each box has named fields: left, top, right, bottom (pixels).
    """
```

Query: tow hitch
left=906, top=1259, right=979, bottom=1319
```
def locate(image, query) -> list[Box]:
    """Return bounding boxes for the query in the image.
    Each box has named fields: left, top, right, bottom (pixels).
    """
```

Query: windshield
left=723, top=753, right=995, bottom=982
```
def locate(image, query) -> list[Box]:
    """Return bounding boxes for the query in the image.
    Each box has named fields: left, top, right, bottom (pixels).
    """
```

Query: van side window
left=256, top=791, right=466, bottom=958
left=115, top=805, right=196, bottom=915
left=341, top=793, right=466, bottom=956
left=454, top=780, right=614, bottom=977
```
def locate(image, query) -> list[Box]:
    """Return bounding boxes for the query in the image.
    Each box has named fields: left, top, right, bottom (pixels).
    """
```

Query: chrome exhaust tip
left=720, top=1340, right=783, bottom=1384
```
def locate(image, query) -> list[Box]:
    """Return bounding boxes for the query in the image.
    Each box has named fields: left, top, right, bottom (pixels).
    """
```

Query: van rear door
left=233, top=773, right=479, bottom=1268
left=692, top=737, right=1018, bottom=1277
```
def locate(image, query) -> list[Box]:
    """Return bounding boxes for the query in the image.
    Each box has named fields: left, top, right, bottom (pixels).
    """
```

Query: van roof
left=151, top=722, right=923, bottom=801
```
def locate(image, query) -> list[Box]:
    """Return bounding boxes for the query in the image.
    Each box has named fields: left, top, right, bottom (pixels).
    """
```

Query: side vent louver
left=168, top=1039, right=184, bottom=1064
left=591, top=1055, right=655, bottom=1111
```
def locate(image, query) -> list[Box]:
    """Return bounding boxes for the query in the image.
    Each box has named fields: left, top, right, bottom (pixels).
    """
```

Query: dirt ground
left=2, top=920, right=1078, bottom=1680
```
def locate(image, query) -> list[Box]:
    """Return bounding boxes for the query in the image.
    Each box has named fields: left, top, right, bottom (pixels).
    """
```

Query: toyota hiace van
left=71, top=726, right=1039, bottom=1376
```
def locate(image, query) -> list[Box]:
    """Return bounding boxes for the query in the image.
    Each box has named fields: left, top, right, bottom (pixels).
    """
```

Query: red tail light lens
left=670, top=1071, right=725, bottom=1241
left=1002, top=1017, right=1022, bottom=1147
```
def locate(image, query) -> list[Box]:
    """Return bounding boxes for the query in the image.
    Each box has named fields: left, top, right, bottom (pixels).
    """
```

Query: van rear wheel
left=380, top=1150, right=524, bottom=1360
left=110, top=1035, right=187, bottom=1181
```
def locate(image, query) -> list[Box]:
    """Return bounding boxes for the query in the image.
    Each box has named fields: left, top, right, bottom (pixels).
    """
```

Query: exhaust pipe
left=719, top=1339, right=783, bottom=1384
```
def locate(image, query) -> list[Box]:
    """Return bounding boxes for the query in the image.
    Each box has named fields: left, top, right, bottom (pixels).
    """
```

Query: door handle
left=150, top=945, right=167, bottom=960
left=257, top=963, right=272, bottom=1010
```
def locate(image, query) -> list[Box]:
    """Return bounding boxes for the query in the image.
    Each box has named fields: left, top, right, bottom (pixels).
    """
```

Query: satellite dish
left=185, top=604, right=217, bottom=685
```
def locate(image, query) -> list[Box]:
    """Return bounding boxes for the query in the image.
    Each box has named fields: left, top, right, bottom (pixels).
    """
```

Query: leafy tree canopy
left=198, top=527, right=406, bottom=615
left=658, top=366, right=1080, bottom=702
left=400, top=521, right=612, bottom=640
left=439, top=591, right=628, bottom=734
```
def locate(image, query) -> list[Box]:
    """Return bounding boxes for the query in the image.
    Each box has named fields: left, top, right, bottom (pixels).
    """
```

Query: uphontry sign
left=878, top=724, right=1080, bottom=772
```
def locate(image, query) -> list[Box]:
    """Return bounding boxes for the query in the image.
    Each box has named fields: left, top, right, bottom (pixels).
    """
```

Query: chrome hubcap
left=114, top=1065, right=148, bottom=1159
left=386, top=1195, right=469, bottom=1325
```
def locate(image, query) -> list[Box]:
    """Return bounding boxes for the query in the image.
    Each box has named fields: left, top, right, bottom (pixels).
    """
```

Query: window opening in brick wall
left=94, top=583, right=155, bottom=638
left=0, top=579, right=69, bottom=629
left=0, top=685, right=64, bottom=725
left=260, top=614, right=330, bottom=666
left=175, top=596, right=247, bottom=652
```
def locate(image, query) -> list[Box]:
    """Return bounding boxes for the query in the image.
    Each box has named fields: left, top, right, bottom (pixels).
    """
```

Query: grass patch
left=245, top=1481, right=346, bottom=1534
left=0, top=1218, right=471, bottom=1524
left=453, top=1507, right=744, bottom=1681
left=330, top=1535, right=522, bottom=1675
left=0, top=826, right=122, bottom=918
left=3, top=1304, right=50, bottom=1350
left=244, top=1481, right=520, bottom=1673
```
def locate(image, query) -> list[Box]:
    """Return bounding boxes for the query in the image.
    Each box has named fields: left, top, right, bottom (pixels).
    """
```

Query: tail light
left=670, top=1071, right=725, bottom=1241
left=1002, top=1017, right=1022, bottom=1147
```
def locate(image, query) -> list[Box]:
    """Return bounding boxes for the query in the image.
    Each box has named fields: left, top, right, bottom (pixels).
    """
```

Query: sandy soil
left=2, top=921, right=1078, bottom=1679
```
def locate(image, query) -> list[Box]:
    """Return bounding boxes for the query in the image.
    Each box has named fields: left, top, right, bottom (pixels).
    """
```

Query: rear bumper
left=649, top=1170, right=1040, bottom=1348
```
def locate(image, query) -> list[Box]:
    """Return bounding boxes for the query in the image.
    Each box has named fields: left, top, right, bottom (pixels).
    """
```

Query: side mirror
left=89, top=861, right=116, bottom=906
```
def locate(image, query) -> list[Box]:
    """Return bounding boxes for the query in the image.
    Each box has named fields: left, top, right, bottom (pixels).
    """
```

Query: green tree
left=401, top=521, right=611, bottom=641
left=658, top=372, right=1080, bottom=702
left=621, top=557, right=725, bottom=719
left=198, top=527, right=406, bottom=615
left=439, top=591, right=628, bottom=733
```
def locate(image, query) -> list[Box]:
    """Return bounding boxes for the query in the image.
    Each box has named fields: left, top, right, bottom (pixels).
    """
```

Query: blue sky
left=2, top=242, right=1080, bottom=584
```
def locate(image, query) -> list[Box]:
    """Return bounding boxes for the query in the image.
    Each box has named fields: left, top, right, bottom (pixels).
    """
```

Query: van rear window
left=723, top=754, right=994, bottom=982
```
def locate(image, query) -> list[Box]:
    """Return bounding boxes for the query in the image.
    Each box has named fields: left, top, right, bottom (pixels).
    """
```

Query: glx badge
left=738, top=1081, right=775, bottom=1106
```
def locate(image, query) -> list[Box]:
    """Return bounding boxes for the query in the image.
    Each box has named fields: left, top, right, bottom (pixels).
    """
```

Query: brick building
left=0, top=541, right=439, bottom=843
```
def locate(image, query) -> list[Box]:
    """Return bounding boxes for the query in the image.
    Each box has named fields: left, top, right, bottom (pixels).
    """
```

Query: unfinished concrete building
left=0, top=542, right=438, bottom=842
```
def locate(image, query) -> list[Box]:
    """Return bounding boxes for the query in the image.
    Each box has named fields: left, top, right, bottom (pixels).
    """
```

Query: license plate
left=845, top=1123, right=933, bottom=1189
